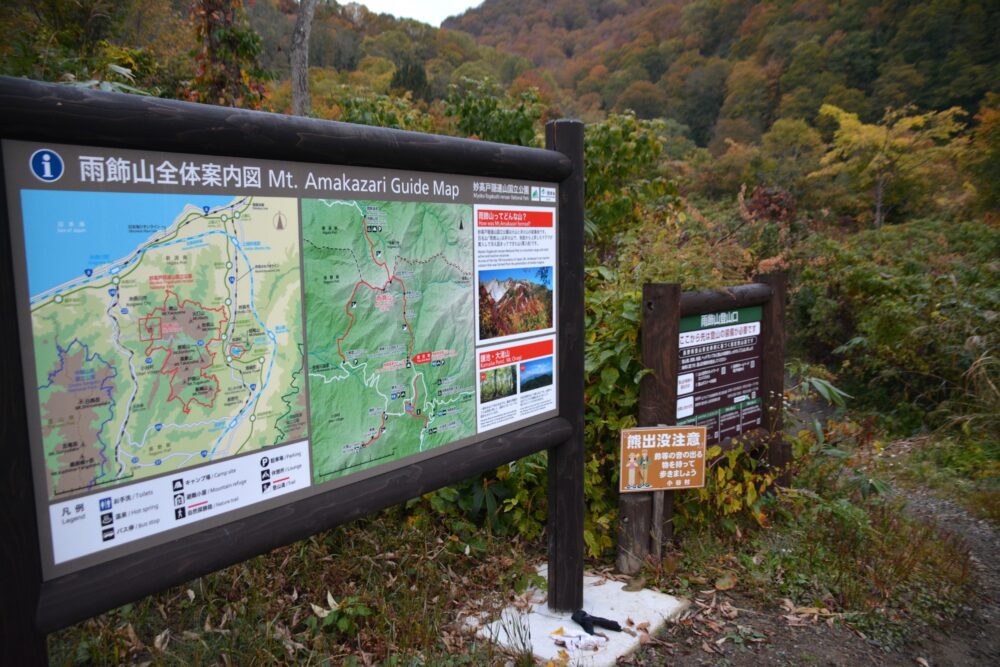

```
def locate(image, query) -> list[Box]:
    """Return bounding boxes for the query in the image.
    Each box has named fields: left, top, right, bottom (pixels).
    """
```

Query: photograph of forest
left=479, top=364, right=517, bottom=403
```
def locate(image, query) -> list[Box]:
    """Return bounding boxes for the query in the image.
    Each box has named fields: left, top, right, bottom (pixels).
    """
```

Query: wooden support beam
left=618, top=284, right=681, bottom=574
left=755, top=272, right=790, bottom=485
left=545, top=119, right=585, bottom=612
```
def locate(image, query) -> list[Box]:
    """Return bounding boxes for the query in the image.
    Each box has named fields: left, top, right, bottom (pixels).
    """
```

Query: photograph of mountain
left=519, top=356, right=553, bottom=392
left=478, top=266, right=553, bottom=340
left=480, top=364, right=517, bottom=403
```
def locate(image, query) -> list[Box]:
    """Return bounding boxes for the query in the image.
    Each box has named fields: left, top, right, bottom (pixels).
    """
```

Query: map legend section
left=48, top=440, right=310, bottom=564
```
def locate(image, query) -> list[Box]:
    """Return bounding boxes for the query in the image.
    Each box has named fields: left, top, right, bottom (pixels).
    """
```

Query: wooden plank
left=640, top=284, right=681, bottom=427
left=651, top=491, right=664, bottom=561
left=545, top=120, right=585, bottom=612
left=616, top=492, right=652, bottom=574
left=619, top=284, right=681, bottom=574
left=0, top=164, right=48, bottom=663
left=37, top=417, right=573, bottom=631
left=679, top=283, right=772, bottom=316
left=641, top=284, right=681, bottom=552
left=0, top=77, right=572, bottom=183
left=755, top=273, right=790, bottom=485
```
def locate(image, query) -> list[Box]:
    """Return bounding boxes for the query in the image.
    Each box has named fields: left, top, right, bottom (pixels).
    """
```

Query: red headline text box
left=477, top=209, right=553, bottom=228
left=479, top=338, right=554, bottom=370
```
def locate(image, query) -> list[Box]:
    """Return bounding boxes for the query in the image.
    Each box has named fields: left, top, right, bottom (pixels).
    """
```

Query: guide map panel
left=2, top=140, right=559, bottom=579
left=303, top=199, right=477, bottom=481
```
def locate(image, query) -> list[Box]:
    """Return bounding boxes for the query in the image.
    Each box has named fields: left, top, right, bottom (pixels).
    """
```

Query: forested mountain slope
left=445, top=0, right=1000, bottom=145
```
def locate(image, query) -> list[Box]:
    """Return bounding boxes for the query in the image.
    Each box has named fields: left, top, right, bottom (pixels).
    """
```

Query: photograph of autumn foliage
left=478, top=266, right=553, bottom=340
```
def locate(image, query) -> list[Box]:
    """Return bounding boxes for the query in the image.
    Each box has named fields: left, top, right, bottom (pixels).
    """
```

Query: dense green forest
left=3, top=3, right=1000, bottom=660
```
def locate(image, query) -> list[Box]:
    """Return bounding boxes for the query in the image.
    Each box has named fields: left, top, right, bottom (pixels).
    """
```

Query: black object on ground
left=571, top=609, right=623, bottom=635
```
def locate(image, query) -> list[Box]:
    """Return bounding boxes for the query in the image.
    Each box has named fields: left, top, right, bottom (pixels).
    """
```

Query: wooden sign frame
left=0, top=77, right=585, bottom=661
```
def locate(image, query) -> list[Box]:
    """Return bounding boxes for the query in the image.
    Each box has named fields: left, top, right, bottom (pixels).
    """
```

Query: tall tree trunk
left=874, top=171, right=887, bottom=228
left=291, top=0, right=318, bottom=116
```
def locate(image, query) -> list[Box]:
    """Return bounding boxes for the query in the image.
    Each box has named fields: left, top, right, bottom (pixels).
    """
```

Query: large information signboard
left=675, top=306, right=763, bottom=447
left=3, top=140, right=558, bottom=579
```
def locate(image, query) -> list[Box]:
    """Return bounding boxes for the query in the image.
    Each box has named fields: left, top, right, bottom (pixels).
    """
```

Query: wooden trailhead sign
left=619, top=426, right=707, bottom=492
left=616, top=275, right=787, bottom=575
left=0, top=77, right=587, bottom=663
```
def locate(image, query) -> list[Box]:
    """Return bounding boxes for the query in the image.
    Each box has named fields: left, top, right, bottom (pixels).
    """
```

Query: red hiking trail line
left=335, top=214, right=431, bottom=445
left=142, top=290, right=229, bottom=415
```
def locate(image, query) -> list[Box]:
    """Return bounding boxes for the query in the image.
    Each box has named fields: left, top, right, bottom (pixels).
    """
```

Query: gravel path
left=897, top=488, right=1000, bottom=666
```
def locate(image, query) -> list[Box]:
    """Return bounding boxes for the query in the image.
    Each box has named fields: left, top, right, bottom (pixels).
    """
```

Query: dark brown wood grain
left=0, top=161, right=48, bottom=664
left=755, top=272, right=790, bottom=485
left=0, top=77, right=572, bottom=182
left=679, top=283, right=772, bottom=317
left=616, top=491, right=652, bottom=574
left=545, top=120, right=585, bottom=612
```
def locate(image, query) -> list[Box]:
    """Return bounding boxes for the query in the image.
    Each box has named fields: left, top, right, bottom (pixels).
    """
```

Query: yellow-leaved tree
left=811, top=104, right=968, bottom=226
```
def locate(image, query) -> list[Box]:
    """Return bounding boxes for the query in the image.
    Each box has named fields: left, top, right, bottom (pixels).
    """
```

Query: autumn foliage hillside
left=445, top=0, right=1000, bottom=144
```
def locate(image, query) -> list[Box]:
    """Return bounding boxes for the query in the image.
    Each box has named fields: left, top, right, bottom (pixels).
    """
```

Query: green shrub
left=790, top=218, right=1000, bottom=434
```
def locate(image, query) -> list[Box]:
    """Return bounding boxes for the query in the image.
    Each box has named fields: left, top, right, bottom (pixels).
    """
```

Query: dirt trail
left=899, top=489, right=1000, bottom=666
left=622, top=405, right=1000, bottom=667
left=624, top=485, right=1000, bottom=666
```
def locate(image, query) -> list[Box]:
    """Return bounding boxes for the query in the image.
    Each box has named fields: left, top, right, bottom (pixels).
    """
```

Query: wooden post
left=755, top=272, right=790, bottom=485
left=617, top=284, right=680, bottom=574
left=642, top=284, right=682, bottom=555
left=546, top=119, right=585, bottom=612
left=616, top=493, right=652, bottom=574
left=0, top=161, right=48, bottom=663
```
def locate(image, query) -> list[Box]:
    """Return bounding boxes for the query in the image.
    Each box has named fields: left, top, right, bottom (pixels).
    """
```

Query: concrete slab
left=476, top=566, right=688, bottom=666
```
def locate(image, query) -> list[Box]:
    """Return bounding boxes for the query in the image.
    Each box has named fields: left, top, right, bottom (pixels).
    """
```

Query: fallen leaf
left=719, top=601, right=738, bottom=619
left=153, top=629, right=170, bottom=652
left=714, top=573, right=737, bottom=591
left=701, top=640, right=717, bottom=655
left=626, top=617, right=635, bottom=626
left=186, top=589, right=195, bottom=602
left=915, top=659, right=930, bottom=667
left=636, top=621, right=650, bottom=632
left=622, top=628, right=637, bottom=637
left=623, top=576, right=647, bottom=592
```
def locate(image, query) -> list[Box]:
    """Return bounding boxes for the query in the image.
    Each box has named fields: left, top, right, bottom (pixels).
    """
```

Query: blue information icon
left=29, top=148, right=64, bottom=182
